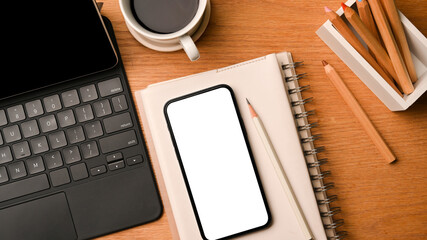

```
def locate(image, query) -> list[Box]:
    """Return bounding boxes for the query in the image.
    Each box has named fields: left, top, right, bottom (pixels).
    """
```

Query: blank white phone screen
left=165, top=86, right=269, bottom=240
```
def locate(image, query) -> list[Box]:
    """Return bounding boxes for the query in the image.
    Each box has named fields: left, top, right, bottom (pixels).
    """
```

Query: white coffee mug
left=119, top=0, right=210, bottom=61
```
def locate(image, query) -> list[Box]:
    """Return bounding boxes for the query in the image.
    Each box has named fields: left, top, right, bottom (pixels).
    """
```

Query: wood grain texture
left=96, top=0, right=427, bottom=239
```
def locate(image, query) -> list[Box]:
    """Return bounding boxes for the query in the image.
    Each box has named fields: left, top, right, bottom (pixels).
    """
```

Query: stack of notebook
left=135, top=52, right=346, bottom=239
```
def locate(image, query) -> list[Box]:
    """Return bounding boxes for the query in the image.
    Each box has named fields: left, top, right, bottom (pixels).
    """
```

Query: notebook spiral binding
left=282, top=60, right=347, bottom=240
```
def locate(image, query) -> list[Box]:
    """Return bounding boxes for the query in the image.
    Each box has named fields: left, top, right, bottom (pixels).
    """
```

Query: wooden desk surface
left=97, top=0, right=427, bottom=239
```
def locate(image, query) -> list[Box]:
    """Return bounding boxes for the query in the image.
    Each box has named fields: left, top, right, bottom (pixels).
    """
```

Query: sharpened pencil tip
left=341, top=2, right=347, bottom=10
left=322, top=60, right=328, bottom=66
left=246, top=99, right=258, bottom=118
left=324, top=6, right=332, bottom=13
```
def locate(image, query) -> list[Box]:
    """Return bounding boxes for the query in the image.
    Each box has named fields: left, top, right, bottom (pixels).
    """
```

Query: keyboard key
left=81, top=141, right=99, bottom=159
left=45, top=151, right=63, bottom=169
left=93, top=99, right=112, bottom=117
left=90, top=165, right=106, bottom=176
left=50, top=168, right=70, bottom=187
left=0, top=174, right=49, bottom=203
left=66, top=126, right=85, bottom=144
left=0, top=133, right=2, bottom=145
left=80, top=84, right=98, bottom=102
left=127, top=155, right=143, bottom=166
left=12, top=141, right=31, bottom=159
left=103, top=112, right=133, bottom=134
left=111, top=95, right=128, bottom=112
left=30, top=136, right=49, bottom=154
left=0, top=146, right=13, bottom=164
left=8, top=161, right=27, bottom=179
left=43, top=95, right=62, bottom=113
left=98, top=78, right=123, bottom=97
left=7, top=105, right=26, bottom=123
left=75, top=104, right=94, bottom=122
left=70, top=163, right=88, bottom=181
left=48, top=131, right=67, bottom=149
left=63, top=146, right=81, bottom=164
left=3, top=125, right=21, bottom=143
left=61, top=89, right=80, bottom=107
left=84, top=121, right=103, bottom=139
left=0, top=166, right=8, bottom=183
left=25, top=100, right=44, bottom=118
left=106, top=152, right=123, bottom=163
left=108, top=160, right=125, bottom=171
left=99, top=130, right=138, bottom=154
left=57, top=109, right=76, bottom=128
left=39, top=115, right=58, bottom=133
left=21, top=120, right=40, bottom=138
left=26, top=156, right=45, bottom=175
left=0, top=110, right=7, bottom=126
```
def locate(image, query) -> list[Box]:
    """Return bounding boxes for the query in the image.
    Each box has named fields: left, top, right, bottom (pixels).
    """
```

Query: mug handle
left=179, top=34, right=200, bottom=61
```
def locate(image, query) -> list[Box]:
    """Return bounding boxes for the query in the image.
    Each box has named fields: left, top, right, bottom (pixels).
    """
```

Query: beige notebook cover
left=135, top=52, right=341, bottom=239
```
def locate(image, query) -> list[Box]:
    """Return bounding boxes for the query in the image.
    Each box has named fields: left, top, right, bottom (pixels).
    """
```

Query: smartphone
left=164, top=85, right=270, bottom=240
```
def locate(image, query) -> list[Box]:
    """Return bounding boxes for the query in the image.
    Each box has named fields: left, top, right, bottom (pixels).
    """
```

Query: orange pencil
left=381, top=0, right=418, bottom=83
left=322, top=60, right=396, bottom=164
left=324, top=6, right=402, bottom=97
left=356, top=0, right=382, bottom=43
left=342, top=3, right=399, bottom=83
left=368, top=0, right=414, bottom=94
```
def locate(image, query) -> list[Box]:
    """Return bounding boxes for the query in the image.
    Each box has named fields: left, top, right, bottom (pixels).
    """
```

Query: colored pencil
left=381, top=0, right=418, bottom=83
left=342, top=3, right=399, bottom=83
left=368, top=0, right=414, bottom=94
left=356, top=0, right=382, bottom=44
left=324, top=6, right=402, bottom=97
left=246, top=99, right=313, bottom=240
left=322, top=60, right=396, bottom=164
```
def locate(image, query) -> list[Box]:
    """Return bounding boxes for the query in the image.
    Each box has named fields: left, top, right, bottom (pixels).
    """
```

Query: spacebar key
left=0, top=174, right=50, bottom=203
left=99, top=130, right=138, bottom=154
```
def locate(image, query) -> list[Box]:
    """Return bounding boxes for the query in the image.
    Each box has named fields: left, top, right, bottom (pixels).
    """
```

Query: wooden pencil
left=356, top=0, right=382, bottom=43
left=342, top=3, right=399, bottom=83
left=324, top=6, right=402, bottom=97
left=322, top=60, right=396, bottom=164
left=246, top=99, right=313, bottom=240
left=368, top=0, right=414, bottom=94
left=381, top=0, right=418, bottom=83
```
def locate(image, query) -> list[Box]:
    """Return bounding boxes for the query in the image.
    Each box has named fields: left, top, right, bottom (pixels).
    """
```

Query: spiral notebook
left=135, top=52, right=346, bottom=239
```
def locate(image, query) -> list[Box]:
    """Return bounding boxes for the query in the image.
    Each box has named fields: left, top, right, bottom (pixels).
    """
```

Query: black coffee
left=131, top=0, right=199, bottom=34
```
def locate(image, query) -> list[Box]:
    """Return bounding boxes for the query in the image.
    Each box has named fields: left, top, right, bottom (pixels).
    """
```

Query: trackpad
left=0, top=193, right=77, bottom=240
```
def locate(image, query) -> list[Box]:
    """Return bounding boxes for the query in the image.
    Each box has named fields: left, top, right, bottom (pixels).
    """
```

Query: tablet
left=2, top=0, right=117, bottom=100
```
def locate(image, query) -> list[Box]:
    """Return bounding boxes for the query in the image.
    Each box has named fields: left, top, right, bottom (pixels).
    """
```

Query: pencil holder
left=316, top=0, right=427, bottom=111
